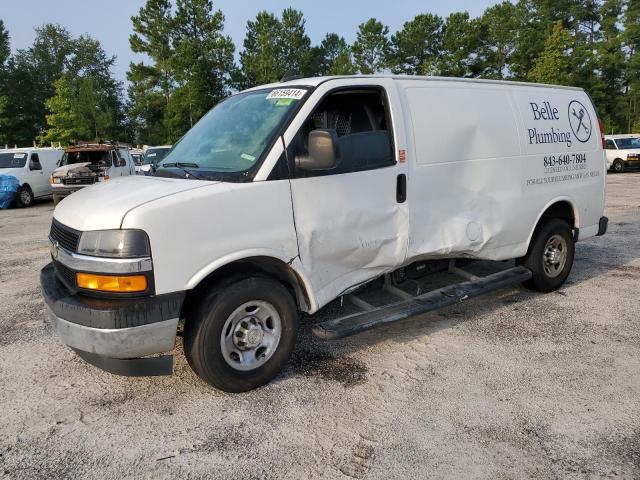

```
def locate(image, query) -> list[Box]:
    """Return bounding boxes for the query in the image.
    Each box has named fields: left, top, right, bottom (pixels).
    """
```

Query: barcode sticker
left=266, top=88, right=307, bottom=101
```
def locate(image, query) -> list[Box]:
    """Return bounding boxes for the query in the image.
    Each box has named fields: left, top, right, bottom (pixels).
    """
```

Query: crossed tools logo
left=568, top=100, right=592, bottom=143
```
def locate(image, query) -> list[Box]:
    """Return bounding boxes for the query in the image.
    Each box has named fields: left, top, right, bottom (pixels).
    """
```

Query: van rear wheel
left=184, top=276, right=298, bottom=393
left=518, top=218, right=574, bottom=293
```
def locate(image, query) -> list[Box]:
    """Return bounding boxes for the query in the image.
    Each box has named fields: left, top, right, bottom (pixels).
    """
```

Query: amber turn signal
left=76, top=273, right=147, bottom=292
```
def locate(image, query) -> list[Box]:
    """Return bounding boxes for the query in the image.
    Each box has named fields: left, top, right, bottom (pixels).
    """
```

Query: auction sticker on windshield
left=266, top=88, right=307, bottom=100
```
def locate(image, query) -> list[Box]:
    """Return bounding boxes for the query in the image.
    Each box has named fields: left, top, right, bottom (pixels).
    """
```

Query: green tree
left=592, top=0, right=626, bottom=132
left=239, top=9, right=315, bottom=87
left=240, top=11, right=282, bottom=86
left=280, top=8, right=313, bottom=76
left=38, top=76, right=87, bottom=145
left=127, top=63, right=166, bottom=145
left=388, top=14, right=444, bottom=75
left=317, top=33, right=356, bottom=75
left=130, top=0, right=174, bottom=107
left=0, top=20, right=11, bottom=145
left=352, top=18, right=391, bottom=74
left=0, top=20, right=9, bottom=67
left=169, top=0, right=235, bottom=133
left=623, top=0, right=640, bottom=131
left=2, top=24, right=74, bottom=145
left=528, top=21, right=573, bottom=85
left=437, top=12, right=481, bottom=77
left=476, top=2, right=519, bottom=78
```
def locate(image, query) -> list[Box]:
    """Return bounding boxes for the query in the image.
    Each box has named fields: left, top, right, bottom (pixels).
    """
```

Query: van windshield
left=0, top=152, right=28, bottom=168
left=615, top=137, right=640, bottom=149
left=156, top=87, right=307, bottom=181
left=144, top=147, right=171, bottom=165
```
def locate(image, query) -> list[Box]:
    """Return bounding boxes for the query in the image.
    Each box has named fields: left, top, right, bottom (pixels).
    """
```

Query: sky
left=2, top=0, right=501, bottom=83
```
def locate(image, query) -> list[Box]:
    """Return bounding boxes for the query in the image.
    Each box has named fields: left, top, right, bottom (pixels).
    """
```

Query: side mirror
left=297, top=129, right=338, bottom=171
left=29, top=159, right=42, bottom=171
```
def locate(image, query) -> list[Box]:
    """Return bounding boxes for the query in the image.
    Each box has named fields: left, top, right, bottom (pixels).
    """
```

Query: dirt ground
left=0, top=173, right=639, bottom=480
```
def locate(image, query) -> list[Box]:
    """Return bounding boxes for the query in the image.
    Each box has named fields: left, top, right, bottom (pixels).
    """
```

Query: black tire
left=517, top=218, right=574, bottom=293
left=15, top=186, right=34, bottom=208
left=52, top=194, right=62, bottom=206
left=184, top=276, right=298, bottom=393
left=612, top=159, right=625, bottom=173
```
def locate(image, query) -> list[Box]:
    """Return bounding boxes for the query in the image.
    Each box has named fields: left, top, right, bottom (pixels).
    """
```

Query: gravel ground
left=0, top=173, right=639, bottom=480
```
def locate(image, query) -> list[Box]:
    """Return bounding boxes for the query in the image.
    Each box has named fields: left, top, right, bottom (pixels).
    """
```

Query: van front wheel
left=184, top=277, right=298, bottom=393
left=518, top=218, right=574, bottom=293
left=612, top=159, right=625, bottom=173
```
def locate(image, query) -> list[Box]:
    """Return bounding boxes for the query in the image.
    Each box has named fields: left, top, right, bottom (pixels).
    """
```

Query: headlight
left=77, top=230, right=150, bottom=258
left=51, top=177, right=61, bottom=184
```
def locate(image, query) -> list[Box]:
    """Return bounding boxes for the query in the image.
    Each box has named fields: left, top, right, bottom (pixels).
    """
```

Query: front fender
left=186, top=249, right=319, bottom=313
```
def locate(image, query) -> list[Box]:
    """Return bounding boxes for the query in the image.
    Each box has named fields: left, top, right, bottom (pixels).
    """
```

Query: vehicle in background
left=50, top=142, right=134, bottom=205
left=131, top=148, right=144, bottom=171
left=137, top=145, right=172, bottom=174
left=0, top=147, right=64, bottom=207
left=604, top=134, right=640, bottom=172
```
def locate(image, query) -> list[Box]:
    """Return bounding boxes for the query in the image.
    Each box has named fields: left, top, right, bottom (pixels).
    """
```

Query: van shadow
left=279, top=219, right=640, bottom=386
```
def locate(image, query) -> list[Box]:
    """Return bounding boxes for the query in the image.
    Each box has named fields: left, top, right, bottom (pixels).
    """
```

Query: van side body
left=0, top=148, right=64, bottom=204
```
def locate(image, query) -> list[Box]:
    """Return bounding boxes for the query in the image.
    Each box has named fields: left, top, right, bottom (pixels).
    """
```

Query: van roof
left=605, top=134, right=640, bottom=139
left=245, top=75, right=585, bottom=93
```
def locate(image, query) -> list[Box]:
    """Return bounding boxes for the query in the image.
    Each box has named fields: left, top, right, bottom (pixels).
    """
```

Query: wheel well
left=539, top=201, right=576, bottom=230
left=20, top=183, right=31, bottom=192
left=180, top=256, right=311, bottom=322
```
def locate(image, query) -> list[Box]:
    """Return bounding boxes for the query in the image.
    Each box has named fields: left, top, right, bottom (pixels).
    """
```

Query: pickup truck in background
left=51, top=142, right=134, bottom=204
left=41, top=75, right=607, bottom=392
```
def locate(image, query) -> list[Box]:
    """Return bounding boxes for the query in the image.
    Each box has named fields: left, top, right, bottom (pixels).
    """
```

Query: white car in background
left=136, top=145, right=172, bottom=174
left=0, top=147, right=64, bottom=207
left=604, top=135, right=640, bottom=173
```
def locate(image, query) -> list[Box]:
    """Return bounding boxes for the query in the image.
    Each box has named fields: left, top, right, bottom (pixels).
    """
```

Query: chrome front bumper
left=46, top=306, right=178, bottom=359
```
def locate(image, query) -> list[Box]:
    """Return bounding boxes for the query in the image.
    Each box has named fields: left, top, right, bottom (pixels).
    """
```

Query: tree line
left=0, top=0, right=639, bottom=148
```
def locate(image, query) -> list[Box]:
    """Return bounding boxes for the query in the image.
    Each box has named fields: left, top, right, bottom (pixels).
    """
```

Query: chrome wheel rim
left=543, top=234, right=568, bottom=278
left=220, top=300, right=282, bottom=371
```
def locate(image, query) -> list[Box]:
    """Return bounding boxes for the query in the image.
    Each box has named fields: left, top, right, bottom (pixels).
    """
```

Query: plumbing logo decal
left=568, top=100, right=592, bottom=143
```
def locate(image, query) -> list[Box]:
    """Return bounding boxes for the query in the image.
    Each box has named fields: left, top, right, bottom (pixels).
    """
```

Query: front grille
left=49, top=219, right=81, bottom=253
left=62, top=177, right=95, bottom=186
left=53, top=260, right=76, bottom=289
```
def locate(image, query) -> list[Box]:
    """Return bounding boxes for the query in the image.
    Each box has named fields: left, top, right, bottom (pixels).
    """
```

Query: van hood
left=54, top=175, right=216, bottom=231
left=52, top=162, right=92, bottom=177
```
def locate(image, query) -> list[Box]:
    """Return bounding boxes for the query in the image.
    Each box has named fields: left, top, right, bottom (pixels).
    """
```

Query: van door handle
left=396, top=174, right=407, bottom=203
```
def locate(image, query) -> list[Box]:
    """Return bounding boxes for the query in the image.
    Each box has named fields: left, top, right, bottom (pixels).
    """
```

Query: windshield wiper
left=157, top=162, right=203, bottom=179
left=162, top=162, right=199, bottom=168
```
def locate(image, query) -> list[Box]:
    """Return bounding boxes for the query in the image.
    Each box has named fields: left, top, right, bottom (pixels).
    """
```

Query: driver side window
left=290, top=87, right=395, bottom=177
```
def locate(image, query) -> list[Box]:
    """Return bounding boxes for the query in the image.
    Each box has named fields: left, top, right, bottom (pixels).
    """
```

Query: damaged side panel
left=290, top=168, right=409, bottom=309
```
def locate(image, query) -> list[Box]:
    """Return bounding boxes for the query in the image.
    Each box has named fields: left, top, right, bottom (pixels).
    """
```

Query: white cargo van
left=0, top=147, right=64, bottom=207
left=604, top=134, right=640, bottom=172
left=41, top=76, right=607, bottom=392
